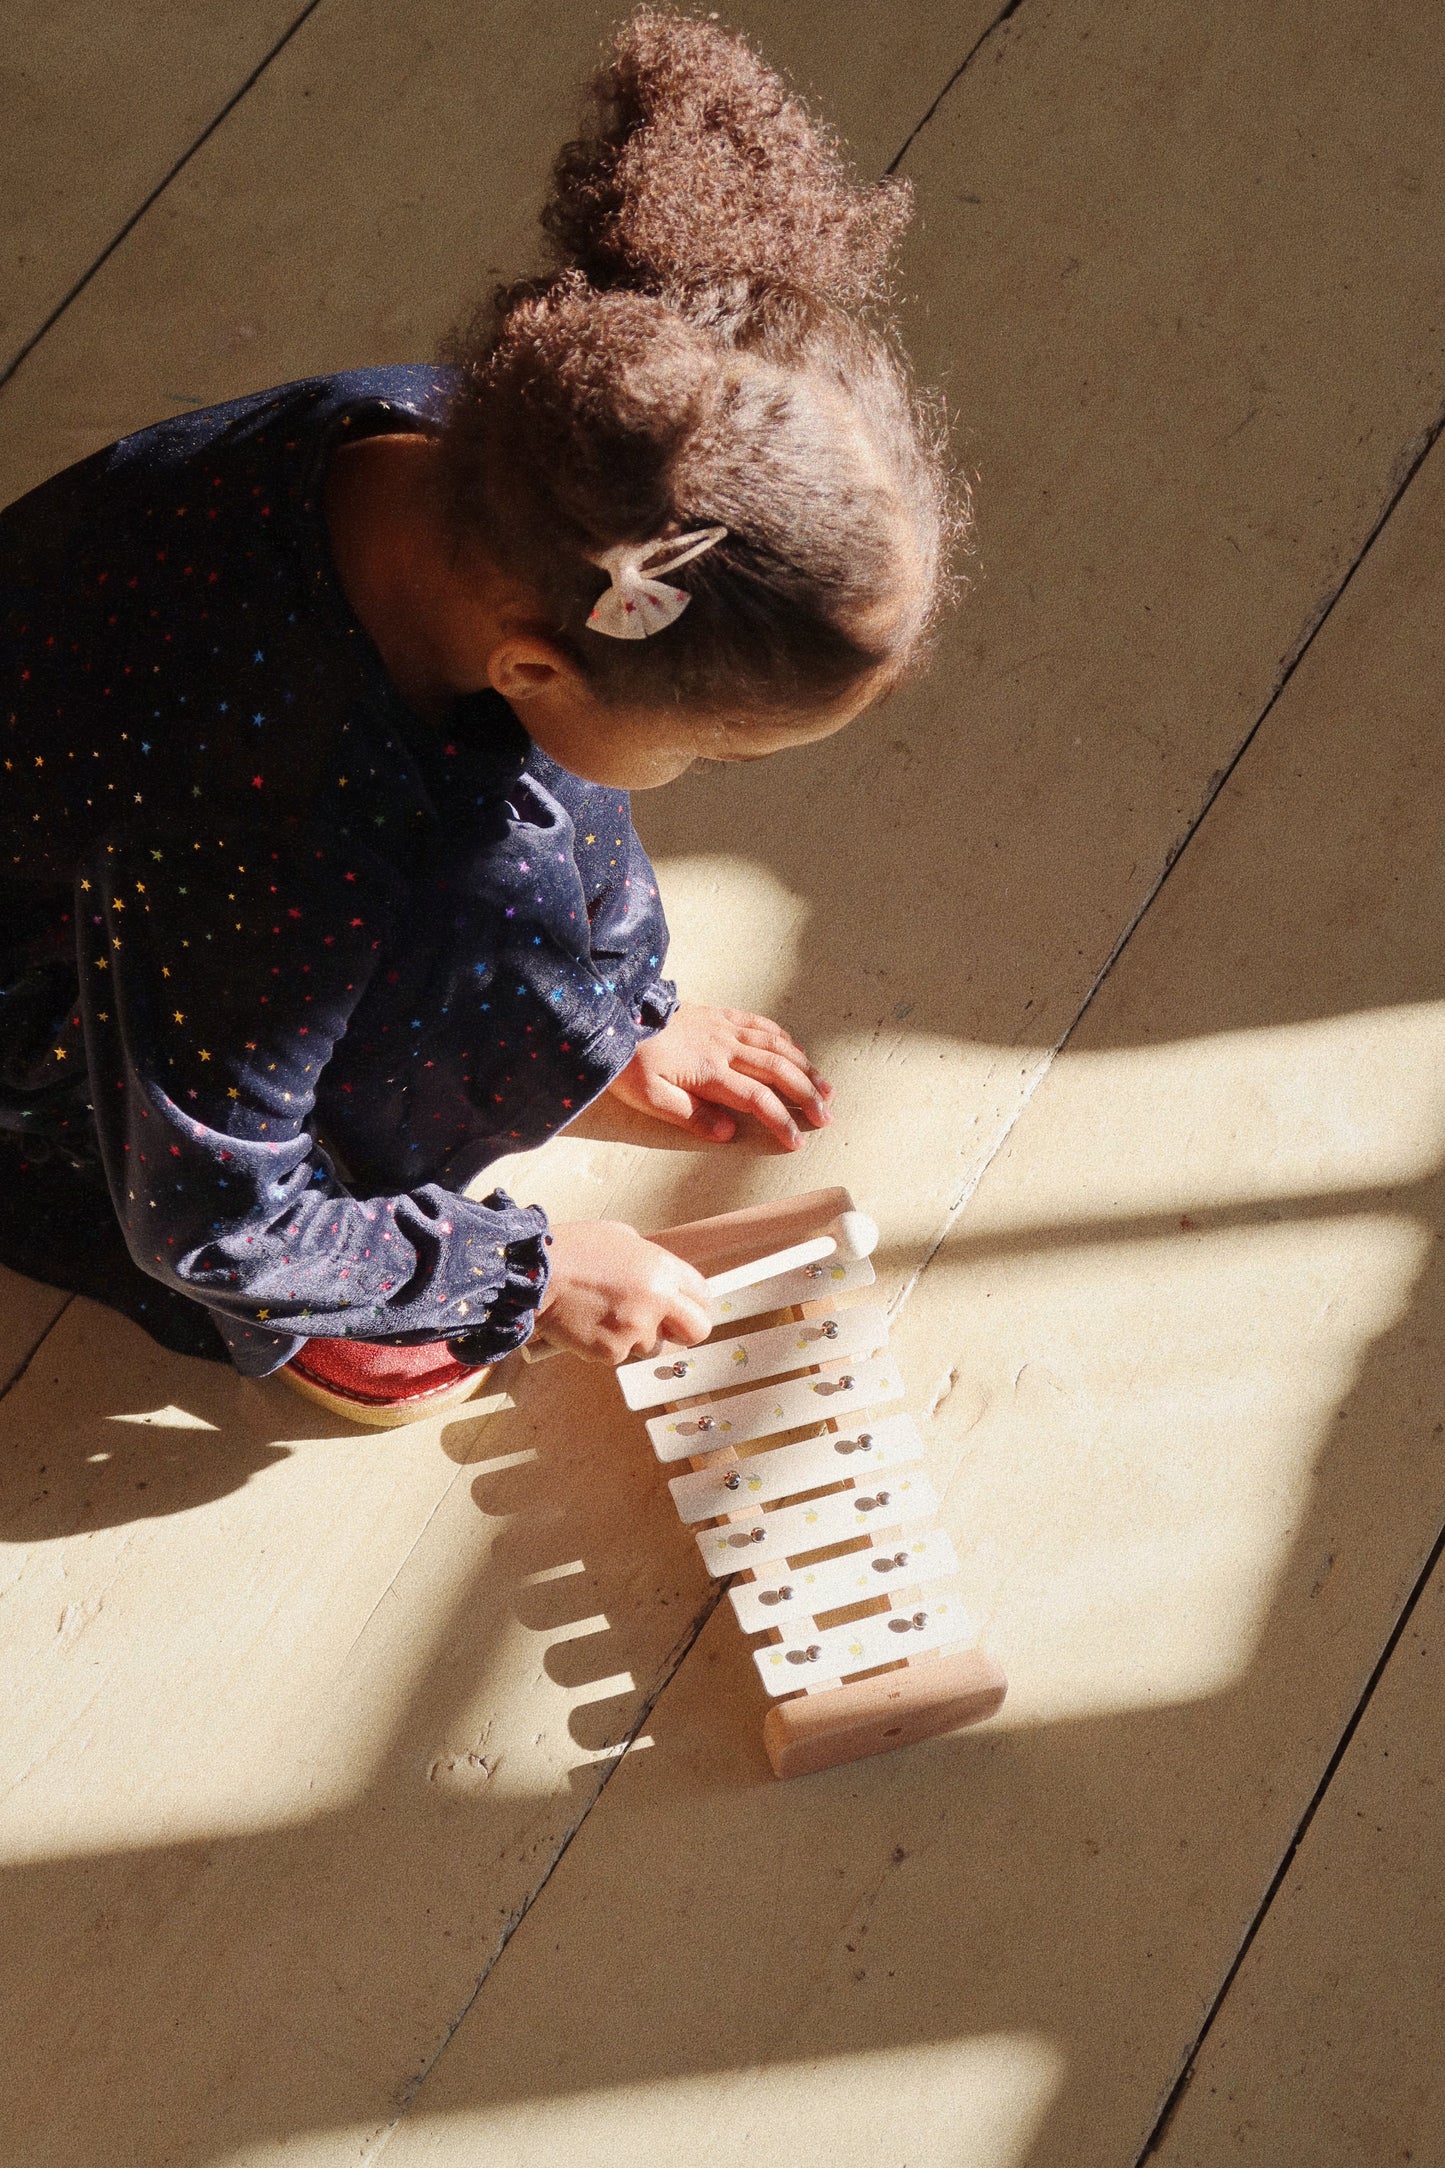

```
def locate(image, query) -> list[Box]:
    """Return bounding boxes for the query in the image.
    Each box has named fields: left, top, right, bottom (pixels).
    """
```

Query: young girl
left=0, top=10, right=954, bottom=1424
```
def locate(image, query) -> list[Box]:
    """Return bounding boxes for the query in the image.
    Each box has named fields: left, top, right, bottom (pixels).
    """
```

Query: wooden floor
left=4, top=4, right=1445, bottom=2163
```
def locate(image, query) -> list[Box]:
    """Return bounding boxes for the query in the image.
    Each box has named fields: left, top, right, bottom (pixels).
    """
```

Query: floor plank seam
left=891, top=398, right=1445, bottom=1336
left=1135, top=1507, right=1445, bottom=2164
left=341, top=1458, right=471, bottom=1665
left=1063, top=392, right=1445, bottom=1055
left=885, top=0, right=1031, bottom=176
left=0, top=1295, right=75, bottom=1409
left=0, top=0, right=329, bottom=396
left=884, top=395, right=1445, bottom=2165
left=360, top=1579, right=729, bottom=2159
left=887, top=1051, right=1055, bottom=1326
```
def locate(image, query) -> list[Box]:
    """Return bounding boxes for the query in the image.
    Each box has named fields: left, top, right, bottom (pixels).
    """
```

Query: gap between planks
left=1135, top=1503, right=1445, bottom=2163
left=0, top=1294, right=75, bottom=1410
left=0, top=0, right=328, bottom=395
left=884, top=0, right=1029, bottom=176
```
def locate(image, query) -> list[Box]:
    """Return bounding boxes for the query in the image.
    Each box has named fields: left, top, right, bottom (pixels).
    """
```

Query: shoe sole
left=276, top=1360, right=495, bottom=1429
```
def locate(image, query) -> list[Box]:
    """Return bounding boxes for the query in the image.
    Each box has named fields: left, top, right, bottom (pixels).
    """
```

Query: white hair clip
left=586, top=525, right=728, bottom=640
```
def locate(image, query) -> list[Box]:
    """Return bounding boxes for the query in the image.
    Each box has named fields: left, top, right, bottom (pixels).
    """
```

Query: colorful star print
left=1, top=368, right=677, bottom=1376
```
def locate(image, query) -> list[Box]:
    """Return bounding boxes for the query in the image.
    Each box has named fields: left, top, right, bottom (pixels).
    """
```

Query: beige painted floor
left=3, top=4, right=1444, bottom=2165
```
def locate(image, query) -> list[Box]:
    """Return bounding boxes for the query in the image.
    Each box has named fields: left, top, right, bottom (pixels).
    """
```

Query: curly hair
left=439, top=9, right=964, bottom=714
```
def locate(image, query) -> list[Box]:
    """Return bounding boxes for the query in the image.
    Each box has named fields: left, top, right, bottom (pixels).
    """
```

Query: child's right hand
left=535, top=1220, right=712, bottom=1364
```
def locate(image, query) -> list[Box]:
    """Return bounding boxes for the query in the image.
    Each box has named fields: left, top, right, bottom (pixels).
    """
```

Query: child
left=0, top=10, right=955, bottom=1424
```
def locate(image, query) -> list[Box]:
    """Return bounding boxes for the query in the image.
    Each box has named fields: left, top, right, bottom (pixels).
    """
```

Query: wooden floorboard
left=1146, top=1540, right=1445, bottom=2167
left=0, top=0, right=1004, bottom=501
left=0, top=1273, right=69, bottom=1395
left=374, top=272, right=1445, bottom=2168
left=1, top=0, right=308, bottom=381
left=2, top=0, right=1445, bottom=2162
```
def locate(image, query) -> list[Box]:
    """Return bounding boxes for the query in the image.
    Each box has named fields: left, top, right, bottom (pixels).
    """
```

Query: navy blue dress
left=0, top=370, right=675, bottom=1373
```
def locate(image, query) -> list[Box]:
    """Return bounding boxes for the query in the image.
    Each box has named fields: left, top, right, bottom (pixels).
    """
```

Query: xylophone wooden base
left=763, top=1648, right=1009, bottom=1780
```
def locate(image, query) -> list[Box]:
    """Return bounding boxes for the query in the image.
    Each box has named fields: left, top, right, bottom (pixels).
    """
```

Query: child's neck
left=323, top=433, right=507, bottom=726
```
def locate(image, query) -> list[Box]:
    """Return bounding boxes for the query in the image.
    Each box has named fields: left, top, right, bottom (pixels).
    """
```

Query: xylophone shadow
left=463, top=1344, right=726, bottom=1772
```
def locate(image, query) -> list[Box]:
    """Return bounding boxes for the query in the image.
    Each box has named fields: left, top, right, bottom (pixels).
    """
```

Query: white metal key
left=647, top=1349, right=905, bottom=1463
left=706, top=1250, right=875, bottom=1329
left=728, top=1523, right=960, bottom=1633
left=619, top=1303, right=887, bottom=1413
left=695, top=1471, right=940, bottom=1576
left=752, top=1581, right=975, bottom=1696
left=616, top=1260, right=877, bottom=1409
left=666, top=1413, right=922, bottom=1524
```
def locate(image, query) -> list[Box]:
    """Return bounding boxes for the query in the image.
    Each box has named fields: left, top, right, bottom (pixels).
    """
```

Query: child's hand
left=607, top=1001, right=834, bottom=1152
left=537, top=1219, right=712, bottom=1363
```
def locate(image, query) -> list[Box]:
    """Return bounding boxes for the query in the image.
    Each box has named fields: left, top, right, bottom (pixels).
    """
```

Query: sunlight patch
left=106, top=1404, right=220, bottom=1431
left=226, top=2031, right=1064, bottom=2168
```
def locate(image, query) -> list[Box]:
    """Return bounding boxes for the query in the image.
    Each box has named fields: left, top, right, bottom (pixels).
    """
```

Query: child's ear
left=487, top=636, right=581, bottom=706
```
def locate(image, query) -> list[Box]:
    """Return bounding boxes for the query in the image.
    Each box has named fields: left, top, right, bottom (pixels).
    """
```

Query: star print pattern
left=1, top=369, right=676, bottom=1375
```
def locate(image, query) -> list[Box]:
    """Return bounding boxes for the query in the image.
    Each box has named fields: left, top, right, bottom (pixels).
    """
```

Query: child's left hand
left=607, top=1002, right=834, bottom=1151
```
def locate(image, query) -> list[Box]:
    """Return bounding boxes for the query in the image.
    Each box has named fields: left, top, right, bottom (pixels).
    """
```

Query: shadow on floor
left=5, top=632, right=1445, bottom=2153
left=1, top=1144, right=1442, bottom=2166
left=0, top=1339, right=295, bottom=1540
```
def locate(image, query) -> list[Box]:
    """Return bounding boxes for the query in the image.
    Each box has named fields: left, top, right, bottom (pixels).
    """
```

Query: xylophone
left=607, top=1185, right=1007, bottom=1778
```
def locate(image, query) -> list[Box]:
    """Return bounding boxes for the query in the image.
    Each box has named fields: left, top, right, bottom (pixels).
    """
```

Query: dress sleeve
left=75, top=829, right=549, bottom=1374
left=581, top=816, right=678, bottom=1036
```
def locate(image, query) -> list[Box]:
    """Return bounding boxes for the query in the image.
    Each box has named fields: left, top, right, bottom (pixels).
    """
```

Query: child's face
left=500, top=664, right=885, bottom=791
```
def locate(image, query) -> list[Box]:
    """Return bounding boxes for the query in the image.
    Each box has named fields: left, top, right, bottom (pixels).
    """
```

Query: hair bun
left=543, top=9, right=911, bottom=316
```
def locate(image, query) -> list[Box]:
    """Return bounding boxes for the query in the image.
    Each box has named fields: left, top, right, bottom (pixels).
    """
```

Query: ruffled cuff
left=446, top=1193, right=550, bottom=1367
left=634, top=974, right=679, bottom=1036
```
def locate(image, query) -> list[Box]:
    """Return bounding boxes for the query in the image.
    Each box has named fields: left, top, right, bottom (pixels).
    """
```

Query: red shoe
left=278, top=1336, right=495, bottom=1428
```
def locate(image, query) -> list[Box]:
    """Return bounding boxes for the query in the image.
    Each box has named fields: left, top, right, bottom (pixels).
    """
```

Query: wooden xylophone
left=616, top=1186, right=1007, bottom=1778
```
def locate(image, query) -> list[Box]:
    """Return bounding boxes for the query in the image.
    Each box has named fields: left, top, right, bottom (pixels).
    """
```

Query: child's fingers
left=701, top=1005, right=832, bottom=1094
left=727, top=1045, right=832, bottom=1126
left=730, top=1012, right=809, bottom=1061
left=686, top=1103, right=738, bottom=1142
left=694, top=1071, right=806, bottom=1151
left=646, top=1249, right=714, bottom=1344
left=638, top=1072, right=737, bottom=1143
left=650, top=1271, right=713, bottom=1348
left=734, top=1019, right=834, bottom=1096
left=655, top=1288, right=714, bottom=1347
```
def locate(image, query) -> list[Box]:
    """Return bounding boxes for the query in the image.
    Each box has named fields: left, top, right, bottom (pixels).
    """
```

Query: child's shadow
left=0, top=1305, right=297, bottom=1543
